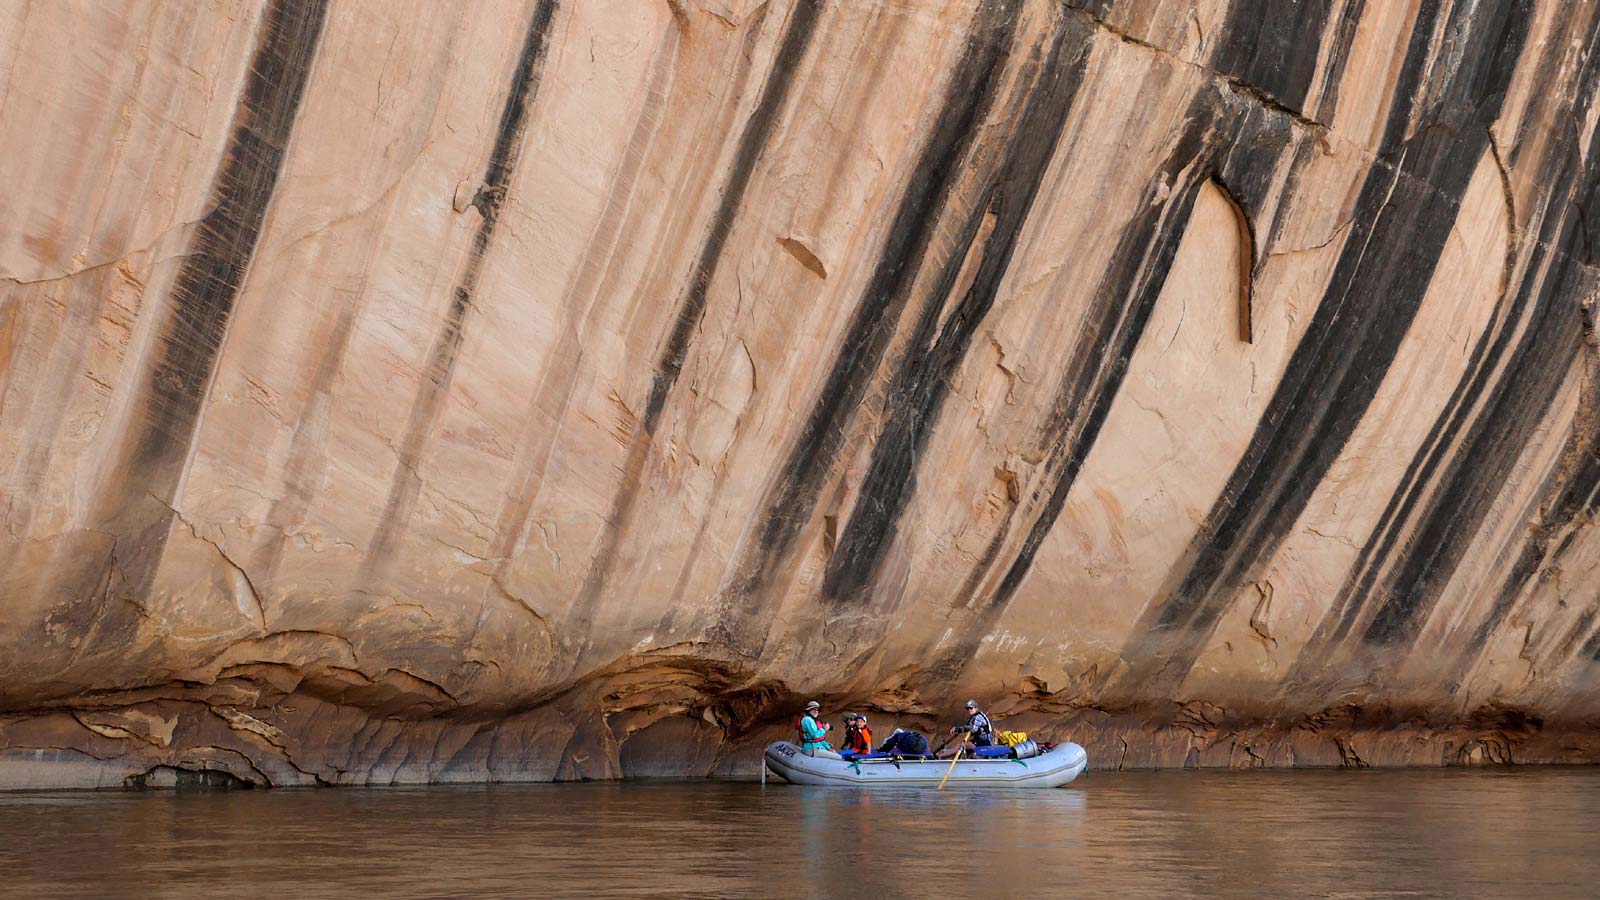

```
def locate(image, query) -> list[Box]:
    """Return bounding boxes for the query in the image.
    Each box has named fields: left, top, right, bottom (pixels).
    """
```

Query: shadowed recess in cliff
left=83, top=0, right=330, bottom=601
left=702, top=0, right=1025, bottom=651
left=1287, top=10, right=1600, bottom=691
left=361, top=0, right=560, bottom=577
left=1112, top=0, right=1533, bottom=698
left=818, top=12, right=1091, bottom=604
left=1212, top=179, right=1256, bottom=343
left=565, top=0, right=823, bottom=647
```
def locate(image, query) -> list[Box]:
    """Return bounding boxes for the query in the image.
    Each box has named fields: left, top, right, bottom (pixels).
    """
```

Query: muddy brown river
left=2, top=768, right=1596, bottom=899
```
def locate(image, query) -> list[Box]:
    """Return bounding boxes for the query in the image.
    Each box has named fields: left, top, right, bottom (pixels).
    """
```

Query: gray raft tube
left=762, top=740, right=1088, bottom=788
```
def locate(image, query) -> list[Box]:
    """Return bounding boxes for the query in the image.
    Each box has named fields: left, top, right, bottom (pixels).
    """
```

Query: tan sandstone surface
left=3, top=0, right=1600, bottom=787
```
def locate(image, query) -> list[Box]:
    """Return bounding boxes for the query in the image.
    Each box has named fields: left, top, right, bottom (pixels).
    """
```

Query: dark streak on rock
left=1358, top=215, right=1595, bottom=659
left=90, top=0, right=330, bottom=602
left=1455, top=413, right=1600, bottom=670
left=1584, top=623, right=1600, bottom=662
left=1065, top=0, right=1335, bottom=133
left=931, top=91, right=1270, bottom=683
left=1292, top=7, right=1600, bottom=688
left=568, top=0, right=823, bottom=642
left=483, top=25, right=685, bottom=579
left=1305, top=0, right=1366, bottom=125
left=932, top=0, right=1348, bottom=682
left=820, top=12, right=1091, bottom=604
left=1115, top=0, right=1533, bottom=697
left=1209, top=0, right=1337, bottom=121
left=1358, top=294, right=1583, bottom=649
left=362, top=0, right=560, bottom=574
left=706, top=0, right=1025, bottom=651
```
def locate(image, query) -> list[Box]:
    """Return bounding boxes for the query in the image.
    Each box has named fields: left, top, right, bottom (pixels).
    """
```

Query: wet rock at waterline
left=4, top=0, right=1600, bottom=788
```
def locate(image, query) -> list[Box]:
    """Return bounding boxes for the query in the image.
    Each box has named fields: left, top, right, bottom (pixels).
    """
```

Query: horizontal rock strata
left=4, top=0, right=1600, bottom=786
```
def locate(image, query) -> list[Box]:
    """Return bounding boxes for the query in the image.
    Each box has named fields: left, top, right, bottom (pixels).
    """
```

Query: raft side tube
left=762, top=741, right=1087, bottom=788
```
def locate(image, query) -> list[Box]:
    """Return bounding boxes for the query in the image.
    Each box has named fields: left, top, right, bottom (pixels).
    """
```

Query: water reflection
left=1, top=768, right=1596, bottom=899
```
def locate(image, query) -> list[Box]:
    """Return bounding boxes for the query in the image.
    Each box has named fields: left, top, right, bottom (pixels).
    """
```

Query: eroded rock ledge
left=5, top=0, right=1600, bottom=787
left=4, top=651, right=1596, bottom=789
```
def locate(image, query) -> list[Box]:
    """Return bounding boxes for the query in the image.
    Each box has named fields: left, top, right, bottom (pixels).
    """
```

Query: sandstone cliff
left=4, top=0, right=1600, bottom=788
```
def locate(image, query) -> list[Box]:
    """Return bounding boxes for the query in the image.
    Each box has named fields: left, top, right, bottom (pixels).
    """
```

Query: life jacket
left=967, top=711, right=994, bottom=744
left=795, top=714, right=828, bottom=748
left=841, top=725, right=873, bottom=754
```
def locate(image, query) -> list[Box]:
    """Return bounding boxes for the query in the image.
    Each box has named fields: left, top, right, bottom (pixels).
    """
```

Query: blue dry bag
left=879, top=729, right=931, bottom=756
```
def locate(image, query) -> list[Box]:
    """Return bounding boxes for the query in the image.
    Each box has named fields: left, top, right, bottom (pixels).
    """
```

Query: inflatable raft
left=762, top=740, right=1088, bottom=788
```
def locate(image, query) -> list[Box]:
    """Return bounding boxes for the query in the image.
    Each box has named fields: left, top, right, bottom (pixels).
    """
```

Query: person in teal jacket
left=795, top=701, right=840, bottom=758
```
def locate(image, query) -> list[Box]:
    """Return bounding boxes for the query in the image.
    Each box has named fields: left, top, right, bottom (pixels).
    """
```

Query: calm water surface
left=2, top=768, right=1597, bottom=899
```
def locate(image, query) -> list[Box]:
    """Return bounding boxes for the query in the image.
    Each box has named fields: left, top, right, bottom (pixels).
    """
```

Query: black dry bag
left=885, top=729, right=929, bottom=756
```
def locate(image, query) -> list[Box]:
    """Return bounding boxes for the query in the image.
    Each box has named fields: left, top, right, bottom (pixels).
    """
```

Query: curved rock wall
left=4, top=0, right=1600, bottom=786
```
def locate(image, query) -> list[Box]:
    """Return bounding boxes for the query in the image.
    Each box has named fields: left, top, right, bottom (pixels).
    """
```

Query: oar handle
left=934, top=725, right=965, bottom=754
left=937, top=739, right=965, bottom=790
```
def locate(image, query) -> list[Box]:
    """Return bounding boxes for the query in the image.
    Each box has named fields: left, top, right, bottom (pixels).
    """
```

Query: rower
left=937, top=699, right=995, bottom=758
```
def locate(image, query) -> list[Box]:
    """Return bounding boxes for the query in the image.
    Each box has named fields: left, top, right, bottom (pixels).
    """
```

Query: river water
left=2, top=767, right=1596, bottom=899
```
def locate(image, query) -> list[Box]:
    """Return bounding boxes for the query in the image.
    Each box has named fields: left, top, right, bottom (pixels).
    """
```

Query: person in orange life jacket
left=796, top=700, right=840, bottom=758
left=839, top=713, right=874, bottom=755
left=936, top=699, right=995, bottom=758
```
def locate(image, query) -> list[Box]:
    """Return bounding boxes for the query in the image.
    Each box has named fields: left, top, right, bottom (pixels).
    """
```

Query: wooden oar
left=937, top=737, right=966, bottom=790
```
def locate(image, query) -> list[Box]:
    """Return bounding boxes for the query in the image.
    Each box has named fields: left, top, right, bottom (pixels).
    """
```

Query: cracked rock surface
left=5, top=0, right=1600, bottom=787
